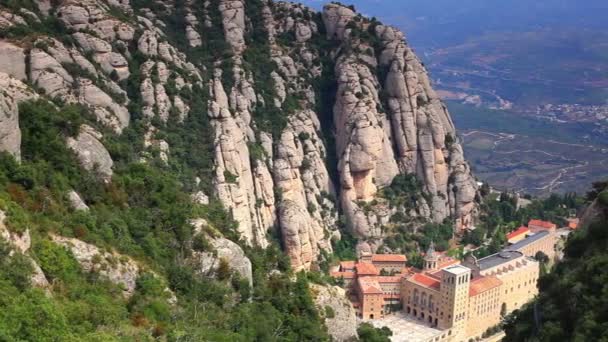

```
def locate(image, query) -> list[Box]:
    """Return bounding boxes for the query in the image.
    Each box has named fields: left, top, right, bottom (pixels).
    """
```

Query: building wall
left=440, top=268, right=471, bottom=341
left=515, top=233, right=556, bottom=261
left=372, top=261, right=406, bottom=273
left=360, top=292, right=384, bottom=319
left=466, top=286, right=502, bottom=339
left=402, top=282, right=441, bottom=326
left=481, top=258, right=539, bottom=314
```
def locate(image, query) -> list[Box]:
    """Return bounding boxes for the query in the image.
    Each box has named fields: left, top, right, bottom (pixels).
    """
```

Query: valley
left=450, top=102, right=608, bottom=195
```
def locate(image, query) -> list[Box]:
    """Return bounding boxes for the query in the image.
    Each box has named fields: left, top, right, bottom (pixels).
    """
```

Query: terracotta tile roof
left=375, top=276, right=402, bottom=283
left=507, top=226, right=530, bottom=240
left=410, top=273, right=441, bottom=290
left=371, top=254, right=407, bottom=263
left=469, top=276, right=502, bottom=297
left=358, top=277, right=383, bottom=294
left=426, top=270, right=443, bottom=279
left=399, top=267, right=416, bottom=276
left=330, top=271, right=355, bottom=279
left=528, top=219, right=556, bottom=229
left=438, top=257, right=460, bottom=269
left=355, top=262, right=379, bottom=276
left=339, top=261, right=356, bottom=270
left=567, top=218, right=579, bottom=230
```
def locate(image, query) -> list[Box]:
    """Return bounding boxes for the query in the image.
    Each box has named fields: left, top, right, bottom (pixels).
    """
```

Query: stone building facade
left=505, top=219, right=558, bottom=261
left=332, top=233, right=550, bottom=341
left=399, top=248, right=539, bottom=341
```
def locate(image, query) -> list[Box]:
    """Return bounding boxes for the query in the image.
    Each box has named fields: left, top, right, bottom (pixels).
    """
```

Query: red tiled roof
left=339, top=261, right=356, bottom=270
left=568, top=218, right=579, bottom=230
left=528, top=219, right=556, bottom=229
left=371, top=254, right=407, bottom=263
left=469, top=276, right=502, bottom=297
left=358, top=278, right=383, bottom=294
left=330, top=271, right=355, bottom=279
left=507, top=226, right=530, bottom=240
left=356, top=262, right=379, bottom=276
left=410, top=273, right=441, bottom=290
left=437, top=257, right=460, bottom=269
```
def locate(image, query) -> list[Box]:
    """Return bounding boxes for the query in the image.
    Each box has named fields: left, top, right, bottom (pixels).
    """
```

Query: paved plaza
left=364, top=312, right=445, bottom=342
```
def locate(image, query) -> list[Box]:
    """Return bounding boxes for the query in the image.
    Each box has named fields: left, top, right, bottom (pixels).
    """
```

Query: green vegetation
left=357, top=322, right=393, bottom=342
left=380, top=174, right=430, bottom=210
left=0, top=92, right=330, bottom=340
left=503, top=182, right=608, bottom=341
left=462, top=189, right=583, bottom=258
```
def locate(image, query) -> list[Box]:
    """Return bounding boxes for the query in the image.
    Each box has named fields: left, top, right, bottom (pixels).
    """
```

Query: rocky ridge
left=0, top=0, right=478, bottom=272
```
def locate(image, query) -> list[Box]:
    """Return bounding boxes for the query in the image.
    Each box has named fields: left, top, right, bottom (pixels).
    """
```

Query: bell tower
left=424, top=241, right=439, bottom=271
left=439, top=265, right=471, bottom=340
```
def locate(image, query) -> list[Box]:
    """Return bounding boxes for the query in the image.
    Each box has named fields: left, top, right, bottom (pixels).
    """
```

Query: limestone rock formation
left=67, top=125, right=114, bottom=182
left=51, top=234, right=140, bottom=296
left=68, top=190, right=89, bottom=211
left=0, top=41, right=26, bottom=80
left=190, top=219, right=253, bottom=286
left=0, top=73, right=37, bottom=160
left=0, top=0, right=479, bottom=271
left=311, top=284, right=358, bottom=342
left=0, top=210, right=49, bottom=288
left=323, top=4, right=479, bottom=239
left=50, top=234, right=176, bottom=303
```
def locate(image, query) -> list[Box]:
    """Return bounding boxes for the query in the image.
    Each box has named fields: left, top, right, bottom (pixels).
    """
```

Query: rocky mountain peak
left=0, top=0, right=478, bottom=271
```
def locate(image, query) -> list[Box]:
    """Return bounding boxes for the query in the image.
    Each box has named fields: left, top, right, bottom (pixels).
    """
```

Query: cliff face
left=324, top=4, right=478, bottom=241
left=0, top=0, right=478, bottom=270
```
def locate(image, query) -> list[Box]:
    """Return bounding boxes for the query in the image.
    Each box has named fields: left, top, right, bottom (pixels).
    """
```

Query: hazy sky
left=296, top=0, right=608, bottom=50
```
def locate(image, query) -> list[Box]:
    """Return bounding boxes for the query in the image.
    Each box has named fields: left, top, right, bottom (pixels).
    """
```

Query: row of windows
left=443, top=273, right=470, bottom=285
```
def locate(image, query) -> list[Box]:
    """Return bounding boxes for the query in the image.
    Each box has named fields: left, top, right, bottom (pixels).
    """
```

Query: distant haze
left=297, top=0, right=608, bottom=50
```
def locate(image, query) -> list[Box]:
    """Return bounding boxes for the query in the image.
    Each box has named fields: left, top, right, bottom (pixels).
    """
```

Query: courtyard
left=364, top=312, right=446, bottom=342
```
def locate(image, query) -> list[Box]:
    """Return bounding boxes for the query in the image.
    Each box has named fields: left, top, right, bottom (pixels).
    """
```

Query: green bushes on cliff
left=0, top=94, right=330, bottom=341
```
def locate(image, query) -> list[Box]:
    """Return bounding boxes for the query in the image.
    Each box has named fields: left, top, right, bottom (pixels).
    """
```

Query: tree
left=216, top=258, right=232, bottom=281
left=357, top=323, right=392, bottom=342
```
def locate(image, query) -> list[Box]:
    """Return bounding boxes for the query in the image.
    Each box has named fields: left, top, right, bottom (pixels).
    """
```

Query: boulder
left=321, top=3, right=355, bottom=40
left=192, top=191, right=210, bottom=205
left=0, top=210, right=49, bottom=288
left=66, top=125, right=114, bottom=182
left=51, top=235, right=140, bottom=296
left=68, top=190, right=89, bottom=211
left=0, top=41, right=26, bottom=80
left=190, top=220, right=253, bottom=287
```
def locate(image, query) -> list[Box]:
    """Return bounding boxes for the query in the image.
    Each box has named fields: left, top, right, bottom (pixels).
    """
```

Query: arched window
left=421, top=292, right=427, bottom=307
left=413, top=289, right=419, bottom=305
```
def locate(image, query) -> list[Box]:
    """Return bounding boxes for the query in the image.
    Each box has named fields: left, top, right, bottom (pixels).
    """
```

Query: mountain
left=0, top=0, right=478, bottom=269
left=503, top=182, right=608, bottom=341
left=300, top=0, right=608, bottom=197
left=0, top=0, right=477, bottom=339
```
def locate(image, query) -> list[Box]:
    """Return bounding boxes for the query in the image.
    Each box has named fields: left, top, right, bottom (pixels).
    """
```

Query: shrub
left=324, top=305, right=335, bottom=319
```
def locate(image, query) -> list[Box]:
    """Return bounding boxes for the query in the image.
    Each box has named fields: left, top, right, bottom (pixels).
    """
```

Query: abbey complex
left=331, top=219, right=559, bottom=341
